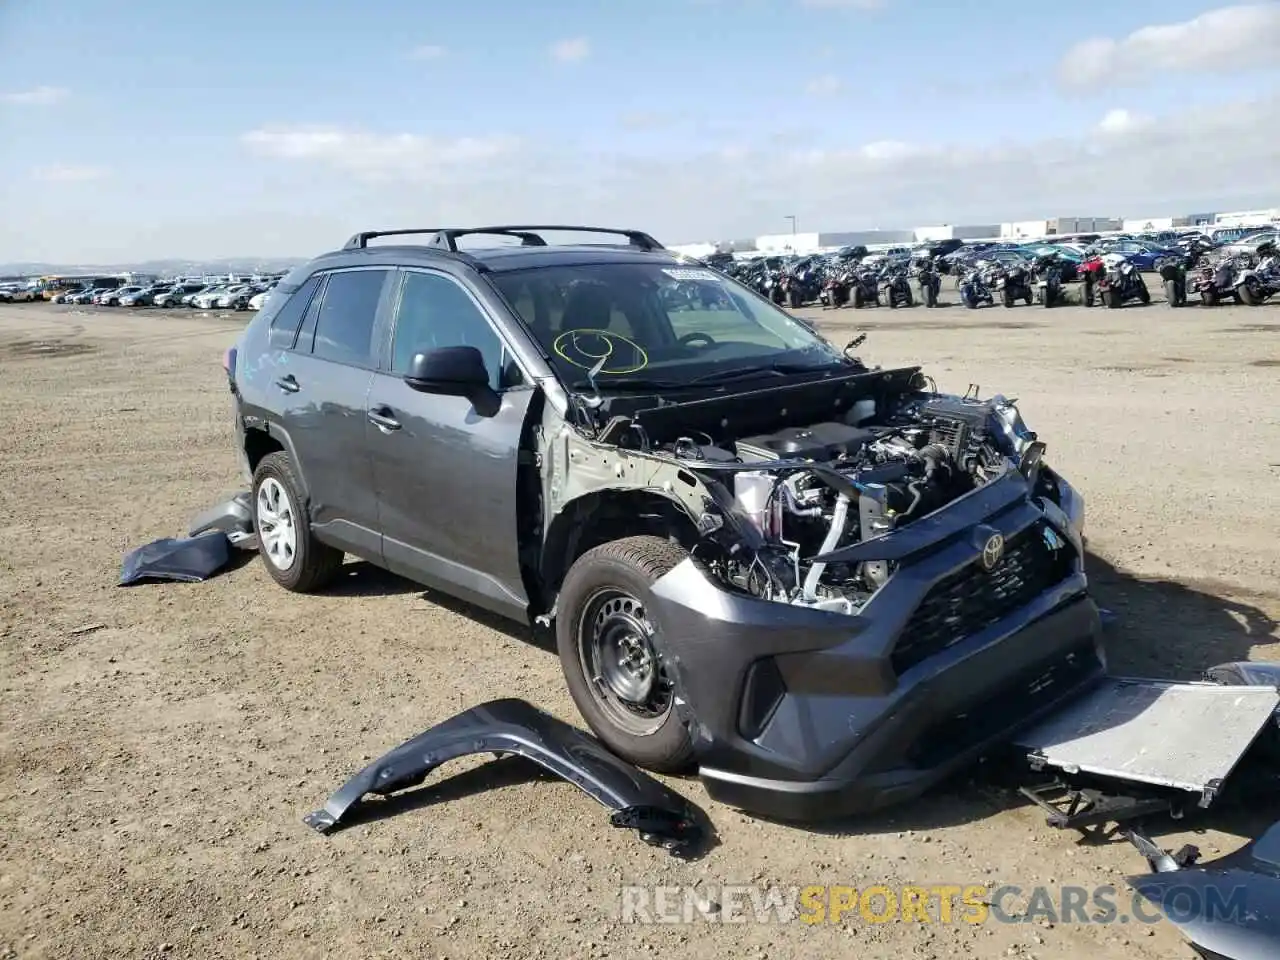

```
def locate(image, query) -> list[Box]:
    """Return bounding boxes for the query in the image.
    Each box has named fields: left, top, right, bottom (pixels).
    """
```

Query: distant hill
left=0, top=257, right=310, bottom=277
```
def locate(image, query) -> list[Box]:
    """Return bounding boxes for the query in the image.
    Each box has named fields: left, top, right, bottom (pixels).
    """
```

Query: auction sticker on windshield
left=662, top=268, right=724, bottom=282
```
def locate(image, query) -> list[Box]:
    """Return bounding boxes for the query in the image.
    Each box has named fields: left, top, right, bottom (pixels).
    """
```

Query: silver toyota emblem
left=980, top=533, right=1005, bottom=571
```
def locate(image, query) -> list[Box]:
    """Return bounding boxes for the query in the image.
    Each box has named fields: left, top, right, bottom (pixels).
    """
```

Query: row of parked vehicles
left=713, top=226, right=1279, bottom=311
left=47, top=278, right=280, bottom=311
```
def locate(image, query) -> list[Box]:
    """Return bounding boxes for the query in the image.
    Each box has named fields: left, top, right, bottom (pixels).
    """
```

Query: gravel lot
left=1, top=291, right=1278, bottom=960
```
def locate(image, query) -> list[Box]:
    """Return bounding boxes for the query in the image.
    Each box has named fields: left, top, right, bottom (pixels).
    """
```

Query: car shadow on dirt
left=776, top=551, right=1278, bottom=840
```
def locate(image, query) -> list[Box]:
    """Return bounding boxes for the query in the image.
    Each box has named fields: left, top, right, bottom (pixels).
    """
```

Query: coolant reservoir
left=734, top=472, right=779, bottom=535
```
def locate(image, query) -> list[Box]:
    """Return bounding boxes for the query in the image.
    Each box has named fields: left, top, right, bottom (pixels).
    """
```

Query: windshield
left=489, top=262, right=846, bottom=390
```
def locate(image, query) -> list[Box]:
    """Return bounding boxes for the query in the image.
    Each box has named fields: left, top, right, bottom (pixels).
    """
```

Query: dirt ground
left=1, top=289, right=1278, bottom=960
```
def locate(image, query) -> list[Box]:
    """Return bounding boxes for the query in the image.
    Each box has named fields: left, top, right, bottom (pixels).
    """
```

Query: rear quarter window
left=265, top=275, right=321, bottom=350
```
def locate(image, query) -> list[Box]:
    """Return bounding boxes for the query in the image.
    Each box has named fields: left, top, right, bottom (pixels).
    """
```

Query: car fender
left=240, top=415, right=314, bottom=503
left=303, top=698, right=708, bottom=856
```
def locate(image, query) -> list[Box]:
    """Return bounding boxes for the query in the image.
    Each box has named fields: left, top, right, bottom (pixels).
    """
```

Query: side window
left=266, top=275, right=320, bottom=350
left=310, top=269, right=390, bottom=367
left=391, top=271, right=511, bottom=390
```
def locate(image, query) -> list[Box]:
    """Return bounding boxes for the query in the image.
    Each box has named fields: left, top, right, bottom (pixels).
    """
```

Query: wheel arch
left=243, top=423, right=311, bottom=502
left=536, top=489, right=701, bottom=618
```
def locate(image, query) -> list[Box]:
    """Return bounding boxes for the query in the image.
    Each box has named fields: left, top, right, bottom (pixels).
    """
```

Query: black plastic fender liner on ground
left=1127, top=822, right=1280, bottom=960
left=303, top=699, right=710, bottom=857
left=118, top=531, right=232, bottom=585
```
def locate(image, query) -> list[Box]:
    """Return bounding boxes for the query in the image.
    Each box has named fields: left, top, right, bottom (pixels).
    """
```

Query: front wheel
left=1103, top=289, right=1120, bottom=309
left=1164, top=280, right=1179, bottom=307
left=1137, top=281, right=1151, bottom=305
left=1201, top=288, right=1217, bottom=307
left=788, top=288, right=804, bottom=309
left=556, top=536, right=696, bottom=772
left=251, top=452, right=344, bottom=592
left=1239, top=283, right=1259, bottom=306
left=1002, top=288, right=1014, bottom=308
left=924, top=283, right=938, bottom=307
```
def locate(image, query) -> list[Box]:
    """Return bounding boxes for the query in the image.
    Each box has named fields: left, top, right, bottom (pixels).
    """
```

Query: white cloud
left=804, top=74, right=843, bottom=96
left=1095, top=108, right=1152, bottom=135
left=31, top=164, right=107, bottom=182
left=408, top=43, right=446, bottom=60
left=241, top=126, right=521, bottom=182
left=229, top=91, right=1280, bottom=248
left=549, top=37, right=590, bottom=62
left=1060, top=3, right=1280, bottom=87
left=2, top=86, right=69, bottom=106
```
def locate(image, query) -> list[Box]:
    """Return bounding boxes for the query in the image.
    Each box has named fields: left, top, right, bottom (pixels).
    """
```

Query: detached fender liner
left=304, top=698, right=708, bottom=856
left=1129, top=820, right=1280, bottom=960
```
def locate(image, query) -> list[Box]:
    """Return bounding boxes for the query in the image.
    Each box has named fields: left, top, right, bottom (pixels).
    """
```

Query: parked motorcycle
left=1097, top=254, right=1151, bottom=308
left=879, top=265, right=915, bottom=308
left=850, top=267, right=881, bottom=308
left=1235, top=241, right=1280, bottom=306
left=912, top=256, right=942, bottom=307
left=991, top=261, right=1034, bottom=307
left=820, top=265, right=853, bottom=308
left=1079, top=255, right=1106, bottom=307
left=1031, top=254, right=1066, bottom=307
left=959, top=262, right=995, bottom=309
left=1154, top=253, right=1191, bottom=308
left=1191, top=255, right=1243, bottom=307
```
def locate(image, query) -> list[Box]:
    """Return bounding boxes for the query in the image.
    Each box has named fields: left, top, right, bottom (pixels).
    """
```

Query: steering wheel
left=678, top=331, right=717, bottom=349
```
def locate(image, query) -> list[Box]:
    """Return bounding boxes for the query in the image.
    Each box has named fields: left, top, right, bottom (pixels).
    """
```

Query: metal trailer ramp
left=1013, top=677, right=1280, bottom=830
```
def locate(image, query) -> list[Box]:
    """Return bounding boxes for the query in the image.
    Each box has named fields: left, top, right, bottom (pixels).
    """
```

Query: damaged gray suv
left=225, top=225, right=1100, bottom=821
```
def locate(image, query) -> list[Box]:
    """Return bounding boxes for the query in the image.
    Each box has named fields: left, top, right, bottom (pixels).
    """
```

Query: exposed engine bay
left=652, top=388, right=1047, bottom=615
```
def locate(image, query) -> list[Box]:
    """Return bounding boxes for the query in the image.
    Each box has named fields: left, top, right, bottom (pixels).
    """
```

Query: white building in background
left=914, top=224, right=1001, bottom=241
left=1001, top=220, right=1050, bottom=239
left=1213, top=208, right=1280, bottom=226
left=755, top=232, right=823, bottom=254
left=1123, top=216, right=1176, bottom=232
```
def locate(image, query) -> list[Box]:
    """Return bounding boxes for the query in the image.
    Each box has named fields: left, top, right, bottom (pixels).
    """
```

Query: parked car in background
left=0, top=284, right=38, bottom=302
left=191, top=286, right=231, bottom=309
left=119, top=285, right=171, bottom=307
left=154, top=282, right=207, bottom=308
left=101, top=285, right=144, bottom=306
left=1086, top=239, right=1177, bottom=271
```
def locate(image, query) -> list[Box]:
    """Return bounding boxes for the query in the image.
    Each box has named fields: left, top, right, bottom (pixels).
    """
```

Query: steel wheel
left=577, top=588, right=673, bottom=736
left=256, top=477, right=298, bottom=570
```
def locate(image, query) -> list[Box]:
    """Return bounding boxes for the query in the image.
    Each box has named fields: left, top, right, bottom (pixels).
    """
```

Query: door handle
left=367, top=406, right=402, bottom=431
left=275, top=374, right=300, bottom=393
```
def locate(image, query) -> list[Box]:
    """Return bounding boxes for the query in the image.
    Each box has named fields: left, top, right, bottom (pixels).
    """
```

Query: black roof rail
left=343, top=225, right=664, bottom=252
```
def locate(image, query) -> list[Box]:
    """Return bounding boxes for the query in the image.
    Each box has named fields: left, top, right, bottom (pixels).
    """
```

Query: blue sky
left=1, top=0, right=1278, bottom=262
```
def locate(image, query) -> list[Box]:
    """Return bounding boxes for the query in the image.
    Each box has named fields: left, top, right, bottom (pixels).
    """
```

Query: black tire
left=251, top=451, right=344, bottom=592
left=1103, top=289, right=1120, bottom=309
left=1137, top=281, right=1151, bottom=305
left=1201, top=288, right=1217, bottom=307
left=1164, top=280, right=1179, bottom=307
left=788, top=288, right=804, bottom=309
left=902, top=286, right=914, bottom=307
left=853, top=287, right=864, bottom=309
left=924, top=284, right=938, bottom=307
left=1002, top=288, right=1014, bottom=308
left=1240, top=283, right=1258, bottom=306
left=556, top=535, right=696, bottom=773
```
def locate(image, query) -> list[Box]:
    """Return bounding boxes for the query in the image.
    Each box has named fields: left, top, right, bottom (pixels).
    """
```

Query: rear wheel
left=1002, top=288, right=1015, bottom=308
left=1137, top=280, right=1151, bottom=304
left=556, top=536, right=695, bottom=772
left=251, top=452, right=344, bottom=592
left=1104, top=289, right=1120, bottom=309
left=1240, top=282, right=1259, bottom=306
left=1164, top=280, right=1179, bottom=307
left=1201, top=288, right=1217, bottom=307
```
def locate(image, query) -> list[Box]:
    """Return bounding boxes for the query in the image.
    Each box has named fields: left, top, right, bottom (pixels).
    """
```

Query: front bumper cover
left=646, top=473, right=1103, bottom=822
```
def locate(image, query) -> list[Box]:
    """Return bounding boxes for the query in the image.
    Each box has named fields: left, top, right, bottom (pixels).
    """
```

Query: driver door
left=366, top=268, right=535, bottom=621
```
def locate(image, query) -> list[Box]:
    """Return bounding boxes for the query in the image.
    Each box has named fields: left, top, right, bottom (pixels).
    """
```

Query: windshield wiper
left=683, top=361, right=843, bottom=386
left=568, top=376, right=687, bottom=392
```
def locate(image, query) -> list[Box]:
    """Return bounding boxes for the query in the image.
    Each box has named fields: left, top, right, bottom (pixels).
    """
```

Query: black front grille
left=891, top=525, right=1075, bottom=675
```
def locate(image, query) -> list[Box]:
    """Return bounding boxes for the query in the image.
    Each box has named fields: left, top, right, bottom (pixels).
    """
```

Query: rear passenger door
left=277, top=266, right=394, bottom=559
left=366, top=267, right=535, bottom=620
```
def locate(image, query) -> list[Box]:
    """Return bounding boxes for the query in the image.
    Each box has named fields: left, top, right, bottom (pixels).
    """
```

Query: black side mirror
left=404, top=345, right=489, bottom=394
